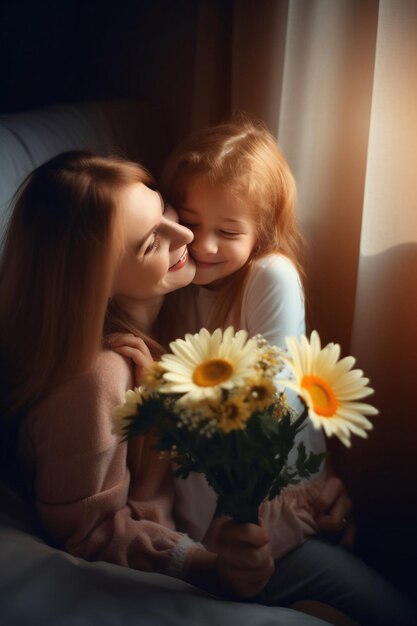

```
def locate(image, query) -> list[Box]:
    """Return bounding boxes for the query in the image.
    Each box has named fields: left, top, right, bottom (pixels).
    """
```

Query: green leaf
left=295, top=441, right=326, bottom=477
left=121, top=397, right=162, bottom=439
left=123, top=391, right=323, bottom=525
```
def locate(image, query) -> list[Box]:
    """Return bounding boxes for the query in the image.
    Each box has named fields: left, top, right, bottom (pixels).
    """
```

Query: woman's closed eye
left=144, top=232, right=160, bottom=254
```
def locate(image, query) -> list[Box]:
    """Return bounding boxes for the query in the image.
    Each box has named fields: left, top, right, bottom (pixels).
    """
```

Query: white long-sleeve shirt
left=173, top=255, right=327, bottom=560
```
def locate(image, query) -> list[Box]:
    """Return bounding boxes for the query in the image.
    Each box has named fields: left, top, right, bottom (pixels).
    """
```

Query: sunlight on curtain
left=225, top=0, right=417, bottom=590
left=349, top=0, right=417, bottom=504
left=273, top=0, right=378, bottom=352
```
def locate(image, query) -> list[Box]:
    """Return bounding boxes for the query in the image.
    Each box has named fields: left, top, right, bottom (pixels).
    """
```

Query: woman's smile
left=169, top=247, right=189, bottom=271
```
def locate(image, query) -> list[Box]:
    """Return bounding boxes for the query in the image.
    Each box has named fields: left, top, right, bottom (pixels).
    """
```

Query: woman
left=0, top=151, right=279, bottom=602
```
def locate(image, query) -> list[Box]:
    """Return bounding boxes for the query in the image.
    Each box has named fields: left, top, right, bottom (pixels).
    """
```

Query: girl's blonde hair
left=161, top=118, right=305, bottom=331
left=0, top=150, right=153, bottom=421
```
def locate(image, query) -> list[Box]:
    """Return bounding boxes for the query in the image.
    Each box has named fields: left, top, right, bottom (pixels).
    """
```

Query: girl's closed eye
left=181, top=221, right=199, bottom=230
left=219, top=229, right=241, bottom=238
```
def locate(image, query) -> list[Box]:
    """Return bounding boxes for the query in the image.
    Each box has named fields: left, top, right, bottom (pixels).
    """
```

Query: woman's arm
left=186, top=521, right=274, bottom=598
left=21, top=349, right=199, bottom=578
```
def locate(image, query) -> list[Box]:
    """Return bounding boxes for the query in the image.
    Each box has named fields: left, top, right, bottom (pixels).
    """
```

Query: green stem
left=165, top=418, right=228, bottom=498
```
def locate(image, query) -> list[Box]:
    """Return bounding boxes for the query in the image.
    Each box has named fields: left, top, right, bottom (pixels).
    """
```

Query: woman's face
left=112, top=183, right=195, bottom=304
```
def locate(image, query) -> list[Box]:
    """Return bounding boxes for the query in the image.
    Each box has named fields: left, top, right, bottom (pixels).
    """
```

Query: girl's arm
left=243, top=255, right=305, bottom=349
left=244, top=256, right=353, bottom=540
left=313, top=474, right=356, bottom=547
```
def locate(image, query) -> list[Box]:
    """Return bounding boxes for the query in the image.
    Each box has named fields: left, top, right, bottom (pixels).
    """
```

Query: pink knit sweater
left=20, top=349, right=198, bottom=578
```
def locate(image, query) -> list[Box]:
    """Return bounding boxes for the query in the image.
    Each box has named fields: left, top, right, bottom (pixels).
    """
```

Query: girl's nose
left=192, top=231, right=218, bottom=255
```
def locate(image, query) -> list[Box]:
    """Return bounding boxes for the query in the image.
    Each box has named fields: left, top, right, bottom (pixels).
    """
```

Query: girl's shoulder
left=247, top=254, right=302, bottom=293
left=240, top=254, right=305, bottom=347
left=251, top=253, right=300, bottom=275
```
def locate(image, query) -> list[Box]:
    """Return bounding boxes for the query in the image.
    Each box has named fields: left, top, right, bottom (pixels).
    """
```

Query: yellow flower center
left=251, top=385, right=267, bottom=400
left=301, top=375, right=339, bottom=417
left=217, top=398, right=249, bottom=432
left=193, top=358, right=233, bottom=387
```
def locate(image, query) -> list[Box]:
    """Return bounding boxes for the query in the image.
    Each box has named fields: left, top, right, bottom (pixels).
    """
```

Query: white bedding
left=0, top=518, right=329, bottom=626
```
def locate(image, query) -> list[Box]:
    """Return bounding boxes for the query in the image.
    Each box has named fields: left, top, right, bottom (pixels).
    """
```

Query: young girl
left=160, top=119, right=344, bottom=552
left=0, top=151, right=284, bottom=607
left=159, top=120, right=416, bottom=625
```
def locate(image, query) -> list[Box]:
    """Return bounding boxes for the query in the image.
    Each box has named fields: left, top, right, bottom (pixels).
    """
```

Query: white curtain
left=190, top=0, right=417, bottom=589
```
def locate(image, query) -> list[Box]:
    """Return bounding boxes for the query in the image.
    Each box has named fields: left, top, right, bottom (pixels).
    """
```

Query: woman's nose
left=164, top=208, right=194, bottom=245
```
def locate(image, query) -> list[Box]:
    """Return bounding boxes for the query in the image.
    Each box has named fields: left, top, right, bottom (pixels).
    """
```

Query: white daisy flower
left=159, top=326, right=258, bottom=405
left=112, top=387, right=147, bottom=437
left=281, top=331, right=378, bottom=447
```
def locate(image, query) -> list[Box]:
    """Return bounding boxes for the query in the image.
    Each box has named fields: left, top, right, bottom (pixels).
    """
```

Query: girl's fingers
left=314, top=477, right=353, bottom=533
left=316, top=499, right=350, bottom=532
left=105, top=333, right=154, bottom=386
left=105, top=333, right=151, bottom=353
left=104, top=332, right=134, bottom=345
left=112, top=345, right=153, bottom=386
left=105, top=333, right=153, bottom=365
left=112, top=346, right=153, bottom=369
left=314, top=477, right=344, bottom=514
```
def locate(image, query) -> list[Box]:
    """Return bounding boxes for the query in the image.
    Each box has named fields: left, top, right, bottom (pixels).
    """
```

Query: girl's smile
left=192, top=257, right=224, bottom=268
left=179, top=175, right=257, bottom=286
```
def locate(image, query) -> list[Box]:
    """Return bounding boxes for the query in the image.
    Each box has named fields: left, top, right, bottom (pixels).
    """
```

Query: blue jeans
left=257, top=538, right=416, bottom=626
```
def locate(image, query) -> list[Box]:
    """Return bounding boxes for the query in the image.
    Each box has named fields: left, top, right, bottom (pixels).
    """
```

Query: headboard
left=0, top=99, right=169, bottom=233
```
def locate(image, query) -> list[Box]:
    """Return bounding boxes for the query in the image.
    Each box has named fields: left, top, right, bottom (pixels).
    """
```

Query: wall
left=0, top=0, right=210, bottom=145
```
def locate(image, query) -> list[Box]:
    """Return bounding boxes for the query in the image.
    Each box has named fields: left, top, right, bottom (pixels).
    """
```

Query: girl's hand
left=215, top=520, right=275, bottom=599
left=314, top=477, right=355, bottom=547
left=105, top=332, right=153, bottom=386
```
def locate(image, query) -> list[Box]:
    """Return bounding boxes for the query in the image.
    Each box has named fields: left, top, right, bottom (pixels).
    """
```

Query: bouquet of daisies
left=113, top=327, right=377, bottom=524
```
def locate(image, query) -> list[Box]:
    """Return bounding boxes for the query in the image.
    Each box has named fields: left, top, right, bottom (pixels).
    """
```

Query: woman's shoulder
left=53, top=349, right=132, bottom=400
left=25, top=350, right=133, bottom=449
left=89, top=349, right=133, bottom=393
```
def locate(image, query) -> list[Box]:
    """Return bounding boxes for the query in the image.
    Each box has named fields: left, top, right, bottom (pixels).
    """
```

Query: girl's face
left=112, top=183, right=195, bottom=303
left=179, top=175, right=257, bottom=287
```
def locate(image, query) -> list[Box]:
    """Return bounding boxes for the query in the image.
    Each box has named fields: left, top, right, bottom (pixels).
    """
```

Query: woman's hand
left=105, top=332, right=153, bottom=386
left=314, top=476, right=355, bottom=547
left=187, top=521, right=274, bottom=599
left=215, top=521, right=275, bottom=598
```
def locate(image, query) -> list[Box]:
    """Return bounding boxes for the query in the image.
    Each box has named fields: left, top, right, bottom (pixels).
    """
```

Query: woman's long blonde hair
left=0, top=150, right=153, bottom=422
left=161, top=118, right=305, bottom=331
